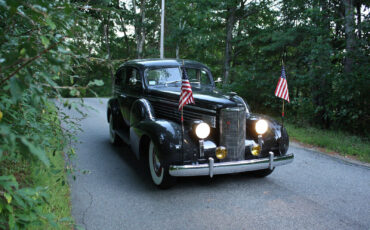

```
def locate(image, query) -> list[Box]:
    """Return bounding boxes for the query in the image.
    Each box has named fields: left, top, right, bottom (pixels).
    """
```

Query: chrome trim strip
left=199, top=140, right=204, bottom=158
left=169, top=153, right=294, bottom=177
left=224, top=107, right=245, bottom=112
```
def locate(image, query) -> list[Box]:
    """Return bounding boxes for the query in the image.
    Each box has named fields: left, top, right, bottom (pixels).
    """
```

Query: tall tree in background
left=223, top=1, right=238, bottom=84
left=343, top=0, right=356, bottom=74
left=132, top=0, right=146, bottom=58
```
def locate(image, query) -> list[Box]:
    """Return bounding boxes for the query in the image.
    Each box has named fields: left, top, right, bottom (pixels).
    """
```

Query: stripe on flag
left=179, top=67, right=194, bottom=110
left=274, top=65, right=290, bottom=102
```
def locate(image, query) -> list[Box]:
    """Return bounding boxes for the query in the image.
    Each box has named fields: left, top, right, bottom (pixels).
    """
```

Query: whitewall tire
left=148, top=141, right=175, bottom=188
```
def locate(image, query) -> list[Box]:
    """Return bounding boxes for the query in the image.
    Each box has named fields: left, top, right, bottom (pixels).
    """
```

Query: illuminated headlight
left=195, top=122, right=210, bottom=139
left=255, top=119, right=268, bottom=135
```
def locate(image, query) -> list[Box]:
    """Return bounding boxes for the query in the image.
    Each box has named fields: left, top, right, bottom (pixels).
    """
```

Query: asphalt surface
left=67, top=98, right=370, bottom=230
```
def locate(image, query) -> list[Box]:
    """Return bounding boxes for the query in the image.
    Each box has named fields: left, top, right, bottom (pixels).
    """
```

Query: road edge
left=290, top=141, right=370, bottom=169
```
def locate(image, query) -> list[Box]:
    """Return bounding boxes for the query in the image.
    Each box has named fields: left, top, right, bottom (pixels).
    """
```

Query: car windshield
left=146, top=67, right=213, bottom=88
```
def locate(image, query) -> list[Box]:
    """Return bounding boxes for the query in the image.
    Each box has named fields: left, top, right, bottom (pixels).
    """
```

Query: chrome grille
left=150, top=100, right=216, bottom=127
left=219, top=107, right=246, bottom=161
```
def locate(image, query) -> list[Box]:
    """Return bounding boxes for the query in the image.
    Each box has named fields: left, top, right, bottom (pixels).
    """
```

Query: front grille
left=150, top=100, right=216, bottom=127
left=219, top=107, right=246, bottom=161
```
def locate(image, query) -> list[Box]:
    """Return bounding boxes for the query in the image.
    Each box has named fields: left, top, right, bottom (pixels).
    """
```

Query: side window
left=185, top=68, right=211, bottom=85
left=200, top=69, right=211, bottom=85
left=127, top=67, right=141, bottom=87
left=186, top=68, right=197, bottom=82
left=115, top=69, right=126, bottom=89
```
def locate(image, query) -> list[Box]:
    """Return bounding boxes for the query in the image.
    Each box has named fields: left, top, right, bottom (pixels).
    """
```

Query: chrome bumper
left=169, top=152, right=294, bottom=177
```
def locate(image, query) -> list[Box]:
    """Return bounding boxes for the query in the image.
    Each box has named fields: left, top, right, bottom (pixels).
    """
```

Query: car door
left=120, top=66, right=142, bottom=126
left=116, top=67, right=130, bottom=126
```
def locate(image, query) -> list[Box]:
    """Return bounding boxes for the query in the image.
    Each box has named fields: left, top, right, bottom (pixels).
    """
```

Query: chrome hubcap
left=152, top=149, right=162, bottom=177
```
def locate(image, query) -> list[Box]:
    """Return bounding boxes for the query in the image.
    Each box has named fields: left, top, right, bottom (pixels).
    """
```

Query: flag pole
left=282, top=100, right=284, bottom=128
left=281, top=59, right=285, bottom=128
left=160, top=0, right=165, bottom=59
left=181, top=60, right=185, bottom=163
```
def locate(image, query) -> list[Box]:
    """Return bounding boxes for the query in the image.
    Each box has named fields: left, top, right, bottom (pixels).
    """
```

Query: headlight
left=195, top=122, right=210, bottom=139
left=255, top=119, right=268, bottom=135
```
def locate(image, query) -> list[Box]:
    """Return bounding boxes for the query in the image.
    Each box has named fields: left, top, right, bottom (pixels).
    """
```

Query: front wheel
left=148, top=141, right=176, bottom=189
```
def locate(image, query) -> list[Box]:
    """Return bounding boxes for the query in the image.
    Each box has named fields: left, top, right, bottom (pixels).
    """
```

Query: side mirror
left=214, top=77, right=222, bottom=83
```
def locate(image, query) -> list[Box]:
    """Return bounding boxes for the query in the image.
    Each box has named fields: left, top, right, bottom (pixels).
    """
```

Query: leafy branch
left=0, top=38, right=65, bottom=86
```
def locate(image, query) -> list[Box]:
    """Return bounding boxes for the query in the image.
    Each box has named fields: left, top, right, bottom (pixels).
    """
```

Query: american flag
left=178, top=67, right=194, bottom=111
left=274, top=65, right=290, bottom=102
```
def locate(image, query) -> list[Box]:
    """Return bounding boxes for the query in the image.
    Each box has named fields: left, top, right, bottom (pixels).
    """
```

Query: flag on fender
left=275, top=65, right=290, bottom=102
left=178, top=67, right=194, bottom=111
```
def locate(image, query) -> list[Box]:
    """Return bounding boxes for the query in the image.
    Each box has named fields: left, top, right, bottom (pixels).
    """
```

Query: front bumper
left=169, top=152, right=294, bottom=177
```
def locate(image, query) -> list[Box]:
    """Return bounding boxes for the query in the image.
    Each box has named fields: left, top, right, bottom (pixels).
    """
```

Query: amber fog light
left=216, top=146, right=227, bottom=159
left=251, top=145, right=261, bottom=156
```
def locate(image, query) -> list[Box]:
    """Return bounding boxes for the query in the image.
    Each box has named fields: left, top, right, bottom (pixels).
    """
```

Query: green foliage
left=0, top=0, right=105, bottom=228
left=285, top=122, right=370, bottom=163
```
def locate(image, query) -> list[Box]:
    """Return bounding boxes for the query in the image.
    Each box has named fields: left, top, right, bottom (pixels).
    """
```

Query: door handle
left=120, top=94, right=127, bottom=99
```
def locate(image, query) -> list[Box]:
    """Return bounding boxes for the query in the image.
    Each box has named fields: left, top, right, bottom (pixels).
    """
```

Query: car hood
left=146, top=87, right=240, bottom=111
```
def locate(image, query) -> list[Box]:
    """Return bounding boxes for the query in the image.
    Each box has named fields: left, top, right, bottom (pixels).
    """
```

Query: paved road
left=68, top=98, right=370, bottom=230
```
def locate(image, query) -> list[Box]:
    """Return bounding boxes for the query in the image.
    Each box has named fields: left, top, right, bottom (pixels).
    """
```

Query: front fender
left=246, top=113, right=289, bottom=156
left=130, top=98, right=155, bottom=127
left=130, top=120, right=183, bottom=166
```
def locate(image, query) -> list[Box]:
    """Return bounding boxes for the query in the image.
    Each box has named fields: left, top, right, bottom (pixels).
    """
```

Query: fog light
left=251, top=145, right=261, bottom=156
left=216, top=146, right=227, bottom=159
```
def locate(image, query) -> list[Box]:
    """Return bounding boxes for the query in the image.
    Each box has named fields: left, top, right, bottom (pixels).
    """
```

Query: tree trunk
left=223, top=6, right=236, bottom=85
left=176, top=43, right=179, bottom=59
left=356, top=1, right=361, bottom=38
left=176, top=19, right=186, bottom=59
left=104, top=13, right=114, bottom=89
left=343, top=0, right=356, bottom=74
left=138, top=0, right=146, bottom=58
left=119, top=15, right=130, bottom=55
left=132, top=0, right=146, bottom=58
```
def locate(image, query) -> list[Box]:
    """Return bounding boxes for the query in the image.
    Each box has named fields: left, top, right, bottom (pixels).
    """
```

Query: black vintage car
left=107, top=59, right=294, bottom=188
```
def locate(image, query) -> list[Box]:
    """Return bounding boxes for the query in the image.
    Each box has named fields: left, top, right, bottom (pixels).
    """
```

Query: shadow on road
left=107, top=139, right=263, bottom=191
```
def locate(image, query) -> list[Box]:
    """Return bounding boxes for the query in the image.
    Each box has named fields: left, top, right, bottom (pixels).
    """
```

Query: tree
left=343, top=0, right=356, bottom=74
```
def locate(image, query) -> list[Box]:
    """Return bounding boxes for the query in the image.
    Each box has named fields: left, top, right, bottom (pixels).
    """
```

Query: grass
left=284, top=122, right=370, bottom=163
left=30, top=146, right=73, bottom=229
left=0, top=105, right=74, bottom=229
left=28, top=105, right=74, bottom=229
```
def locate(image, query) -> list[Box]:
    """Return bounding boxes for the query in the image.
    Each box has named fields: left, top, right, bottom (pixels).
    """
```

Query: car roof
left=119, top=59, right=209, bottom=69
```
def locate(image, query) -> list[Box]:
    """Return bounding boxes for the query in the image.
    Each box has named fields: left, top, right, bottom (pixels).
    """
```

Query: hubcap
left=152, top=149, right=163, bottom=177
